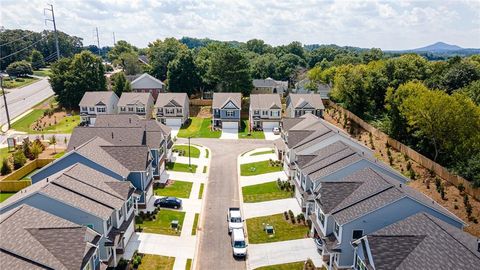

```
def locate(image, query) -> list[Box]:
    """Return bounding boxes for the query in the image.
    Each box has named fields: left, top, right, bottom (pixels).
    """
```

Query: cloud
left=1, top=0, right=479, bottom=50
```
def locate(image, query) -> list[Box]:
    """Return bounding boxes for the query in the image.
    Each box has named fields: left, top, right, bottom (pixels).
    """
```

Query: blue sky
left=2, top=0, right=479, bottom=50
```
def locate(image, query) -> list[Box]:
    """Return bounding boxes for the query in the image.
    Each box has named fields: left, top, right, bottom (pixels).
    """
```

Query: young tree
left=6, top=60, right=33, bottom=77
left=167, top=50, right=201, bottom=96
left=111, top=72, right=131, bottom=96
left=1, top=158, right=12, bottom=175
left=30, top=49, right=45, bottom=70
left=13, top=151, right=27, bottom=170
left=49, top=135, right=57, bottom=154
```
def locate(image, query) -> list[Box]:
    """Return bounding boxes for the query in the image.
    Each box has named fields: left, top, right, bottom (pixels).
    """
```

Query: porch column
left=328, top=254, right=333, bottom=270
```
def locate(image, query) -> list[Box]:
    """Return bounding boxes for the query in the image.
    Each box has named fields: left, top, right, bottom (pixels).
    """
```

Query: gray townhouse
left=68, top=114, right=172, bottom=177
left=309, top=167, right=464, bottom=270
left=155, top=93, right=190, bottom=127
left=249, top=94, right=282, bottom=131
left=0, top=204, right=103, bottom=270
left=286, top=93, right=325, bottom=118
left=1, top=164, right=136, bottom=267
left=252, top=77, right=288, bottom=95
left=212, top=92, right=242, bottom=129
left=79, top=91, right=119, bottom=126
left=352, top=212, right=480, bottom=270
left=30, top=137, right=154, bottom=208
left=118, top=92, right=155, bottom=119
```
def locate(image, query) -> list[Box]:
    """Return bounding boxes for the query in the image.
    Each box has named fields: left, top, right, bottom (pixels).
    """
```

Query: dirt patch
left=324, top=108, right=480, bottom=237
left=193, top=106, right=212, bottom=118
left=38, top=148, right=65, bottom=159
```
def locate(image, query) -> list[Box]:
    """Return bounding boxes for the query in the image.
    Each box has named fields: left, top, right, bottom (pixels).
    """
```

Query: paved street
left=0, top=78, right=54, bottom=129
left=176, top=138, right=272, bottom=270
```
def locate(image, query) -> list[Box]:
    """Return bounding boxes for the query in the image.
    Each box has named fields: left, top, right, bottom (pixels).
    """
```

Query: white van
left=231, top=228, right=247, bottom=257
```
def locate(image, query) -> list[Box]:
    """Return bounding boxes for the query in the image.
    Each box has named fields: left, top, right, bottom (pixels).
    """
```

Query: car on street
left=273, top=127, right=280, bottom=135
left=227, top=207, right=244, bottom=233
left=154, top=197, right=182, bottom=209
left=231, top=228, right=247, bottom=257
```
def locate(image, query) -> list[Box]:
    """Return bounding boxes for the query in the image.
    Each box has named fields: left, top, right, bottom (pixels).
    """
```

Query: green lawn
left=138, top=254, right=175, bottom=270
left=10, top=109, right=80, bottom=134
left=198, top=183, right=204, bottom=199
left=140, top=209, right=186, bottom=235
left=191, top=213, right=199, bottom=235
left=251, top=149, right=275, bottom=156
left=173, top=145, right=201, bottom=158
left=33, top=69, right=52, bottom=77
left=239, top=119, right=265, bottom=139
left=2, top=76, right=39, bottom=89
left=254, top=262, right=305, bottom=270
left=53, top=151, right=65, bottom=158
left=242, top=181, right=292, bottom=203
left=0, top=193, right=16, bottom=203
left=154, top=180, right=193, bottom=198
left=185, top=259, right=192, bottom=270
left=21, top=168, right=40, bottom=180
left=246, top=214, right=309, bottom=244
left=166, top=162, right=197, bottom=173
left=205, top=148, right=209, bottom=158
left=203, top=166, right=207, bottom=173
left=240, top=160, right=282, bottom=176
left=177, top=117, right=221, bottom=138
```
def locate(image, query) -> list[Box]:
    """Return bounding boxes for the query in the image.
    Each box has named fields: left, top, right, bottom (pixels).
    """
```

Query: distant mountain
left=411, top=42, right=463, bottom=52
left=386, top=42, right=480, bottom=58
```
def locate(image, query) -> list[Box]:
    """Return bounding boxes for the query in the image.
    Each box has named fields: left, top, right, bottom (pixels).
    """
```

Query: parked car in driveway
left=231, top=228, right=247, bottom=257
left=227, top=207, right=244, bottom=233
left=154, top=197, right=182, bottom=209
left=273, top=126, right=280, bottom=135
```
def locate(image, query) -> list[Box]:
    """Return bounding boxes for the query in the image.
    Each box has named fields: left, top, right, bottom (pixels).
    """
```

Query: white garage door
left=165, top=118, right=182, bottom=127
left=222, top=121, right=238, bottom=129
left=262, top=121, right=278, bottom=130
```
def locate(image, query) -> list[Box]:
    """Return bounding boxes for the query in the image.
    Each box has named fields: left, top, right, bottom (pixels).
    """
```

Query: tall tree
left=167, top=50, right=201, bottom=96
left=30, top=49, right=45, bottom=70
left=250, top=53, right=277, bottom=79
left=275, top=53, right=306, bottom=82
left=108, top=40, right=136, bottom=63
left=330, top=64, right=370, bottom=117
left=119, top=52, right=142, bottom=75
left=111, top=72, right=131, bottom=97
left=148, top=38, right=188, bottom=81
left=50, top=51, right=106, bottom=108
left=243, top=39, right=272, bottom=55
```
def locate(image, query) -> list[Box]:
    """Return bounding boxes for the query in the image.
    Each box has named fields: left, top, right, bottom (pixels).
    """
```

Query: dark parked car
left=154, top=197, right=182, bottom=209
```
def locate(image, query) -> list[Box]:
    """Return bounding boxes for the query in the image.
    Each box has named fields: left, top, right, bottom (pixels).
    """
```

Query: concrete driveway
left=170, top=126, right=180, bottom=138
left=247, top=239, right=323, bottom=269
left=220, top=128, right=238, bottom=139
left=264, top=130, right=281, bottom=141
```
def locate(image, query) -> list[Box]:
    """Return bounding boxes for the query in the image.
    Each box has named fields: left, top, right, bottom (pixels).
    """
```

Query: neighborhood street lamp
left=188, top=137, right=191, bottom=168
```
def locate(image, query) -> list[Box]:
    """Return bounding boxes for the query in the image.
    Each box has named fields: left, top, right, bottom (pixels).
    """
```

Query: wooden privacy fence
left=190, top=99, right=212, bottom=106
left=0, top=180, right=31, bottom=192
left=326, top=101, right=480, bottom=201
left=0, top=158, right=54, bottom=192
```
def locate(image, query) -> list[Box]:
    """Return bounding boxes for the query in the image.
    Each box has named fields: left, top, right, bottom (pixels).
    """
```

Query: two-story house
left=0, top=204, right=103, bottom=270
left=1, top=163, right=137, bottom=267
left=31, top=137, right=154, bottom=208
left=131, top=73, right=165, bottom=100
left=67, top=114, right=172, bottom=178
left=212, top=92, right=242, bottom=129
left=352, top=212, right=480, bottom=270
left=155, top=93, right=190, bottom=127
left=118, top=92, right=155, bottom=119
left=79, top=91, right=119, bottom=126
left=309, top=168, right=464, bottom=270
left=252, top=78, right=288, bottom=96
left=294, top=78, right=332, bottom=99
left=249, top=94, right=282, bottom=131
left=286, top=93, right=324, bottom=118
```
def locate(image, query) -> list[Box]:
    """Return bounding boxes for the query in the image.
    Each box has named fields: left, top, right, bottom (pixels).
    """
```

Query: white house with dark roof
left=0, top=163, right=137, bottom=267
left=286, top=93, right=325, bottom=118
left=131, top=73, right=165, bottom=100
left=118, top=92, right=155, bottom=119
left=352, top=212, right=480, bottom=270
left=252, top=77, right=288, bottom=95
left=249, top=94, right=282, bottom=131
left=212, top=92, right=242, bottom=129
left=79, top=91, right=119, bottom=126
left=155, top=93, right=190, bottom=127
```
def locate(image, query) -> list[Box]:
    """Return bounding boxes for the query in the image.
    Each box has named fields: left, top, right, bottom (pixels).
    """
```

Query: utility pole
left=45, top=4, right=60, bottom=60
left=95, top=27, right=101, bottom=56
left=188, top=137, right=191, bottom=169
left=113, top=32, right=116, bottom=45
left=1, top=76, right=11, bottom=130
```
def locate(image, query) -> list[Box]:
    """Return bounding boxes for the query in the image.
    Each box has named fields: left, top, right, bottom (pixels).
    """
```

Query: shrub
left=1, top=158, right=12, bottom=175
left=454, top=205, right=459, bottom=210
left=6, top=60, right=33, bottom=77
left=435, top=178, right=441, bottom=192
left=403, top=153, right=409, bottom=161
left=466, top=203, right=473, bottom=218
left=457, top=183, right=465, bottom=194
left=30, top=142, right=42, bottom=159
left=406, top=161, right=412, bottom=171
left=288, top=210, right=295, bottom=223
left=284, top=211, right=289, bottom=220
left=13, top=150, right=27, bottom=169
left=388, top=155, right=394, bottom=165
left=22, top=139, right=34, bottom=160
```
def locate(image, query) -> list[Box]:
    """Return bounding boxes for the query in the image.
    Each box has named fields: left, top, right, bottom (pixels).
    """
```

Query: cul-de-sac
left=1, top=1, right=479, bottom=270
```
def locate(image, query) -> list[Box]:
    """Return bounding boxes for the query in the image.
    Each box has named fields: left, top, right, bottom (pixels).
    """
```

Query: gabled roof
left=1, top=163, right=134, bottom=220
left=94, top=114, right=171, bottom=135
left=212, top=92, right=242, bottom=109
left=0, top=205, right=101, bottom=270
left=250, top=94, right=282, bottom=110
left=118, top=92, right=153, bottom=107
left=361, top=212, right=480, bottom=270
left=252, top=78, right=288, bottom=89
left=155, top=93, right=189, bottom=108
left=288, top=93, right=325, bottom=110
left=138, top=55, right=149, bottom=65
left=131, top=73, right=165, bottom=89
left=79, top=91, right=118, bottom=107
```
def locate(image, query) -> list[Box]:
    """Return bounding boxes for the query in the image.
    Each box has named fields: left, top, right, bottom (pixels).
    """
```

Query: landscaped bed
left=154, top=180, right=193, bottom=198
left=242, top=181, right=293, bottom=203
left=240, top=160, right=282, bottom=176
left=11, top=109, right=80, bottom=134
left=246, top=213, right=309, bottom=243
left=166, top=162, right=197, bottom=173
left=239, top=119, right=265, bottom=139
left=173, top=145, right=201, bottom=158
left=177, top=117, right=221, bottom=138
left=191, top=213, right=199, bottom=235
left=2, top=76, right=39, bottom=89
left=198, top=183, right=204, bottom=199
left=137, top=209, right=186, bottom=235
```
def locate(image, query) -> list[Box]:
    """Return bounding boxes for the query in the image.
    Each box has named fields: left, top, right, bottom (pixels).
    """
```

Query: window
left=81, top=106, right=88, bottom=112
left=120, top=107, right=126, bottom=112
left=118, top=205, right=124, bottom=219
left=128, top=107, right=134, bottom=112
left=226, top=111, right=234, bottom=117
left=262, top=111, right=268, bottom=116
left=89, top=107, right=95, bottom=112
left=83, top=261, right=92, bottom=270
left=96, top=107, right=106, bottom=113
left=177, top=108, right=182, bottom=113
left=318, top=210, right=325, bottom=226
left=127, top=196, right=133, bottom=212
left=334, top=221, right=340, bottom=236
left=254, top=110, right=259, bottom=115
left=136, top=107, right=145, bottom=113
left=355, top=255, right=367, bottom=270
left=107, top=216, right=112, bottom=229
left=352, top=230, right=363, bottom=240
left=166, top=108, right=175, bottom=114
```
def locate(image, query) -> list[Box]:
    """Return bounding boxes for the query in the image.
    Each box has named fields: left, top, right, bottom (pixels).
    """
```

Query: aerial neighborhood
left=1, top=2, right=480, bottom=270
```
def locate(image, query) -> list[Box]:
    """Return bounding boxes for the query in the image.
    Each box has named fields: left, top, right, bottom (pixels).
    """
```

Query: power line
left=0, top=36, right=47, bottom=60
left=0, top=31, right=37, bottom=47
left=44, top=4, right=60, bottom=60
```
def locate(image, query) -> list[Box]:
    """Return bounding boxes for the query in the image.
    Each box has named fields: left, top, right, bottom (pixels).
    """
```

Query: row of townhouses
left=0, top=114, right=173, bottom=269
left=274, top=113, right=480, bottom=269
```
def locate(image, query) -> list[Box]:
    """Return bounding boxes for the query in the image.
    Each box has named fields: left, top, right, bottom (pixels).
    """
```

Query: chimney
left=112, top=132, right=114, bottom=139
left=73, top=146, right=76, bottom=150
left=399, top=183, right=402, bottom=188
left=46, top=178, right=49, bottom=182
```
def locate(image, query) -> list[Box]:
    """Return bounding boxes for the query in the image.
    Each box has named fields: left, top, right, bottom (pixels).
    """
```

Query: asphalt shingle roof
left=101, top=145, right=151, bottom=171
left=212, top=92, right=242, bottom=108
left=118, top=92, right=153, bottom=107
left=288, top=93, right=325, bottom=109
left=0, top=205, right=100, bottom=270
left=79, top=91, right=117, bottom=107
left=155, top=92, right=188, bottom=108
left=252, top=78, right=288, bottom=89
left=250, top=94, right=282, bottom=110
